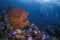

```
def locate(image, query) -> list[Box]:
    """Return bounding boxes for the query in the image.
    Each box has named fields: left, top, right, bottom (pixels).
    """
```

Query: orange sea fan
left=8, top=7, right=29, bottom=28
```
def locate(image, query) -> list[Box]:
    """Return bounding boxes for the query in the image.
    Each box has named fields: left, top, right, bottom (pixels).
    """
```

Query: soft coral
left=8, top=7, right=29, bottom=28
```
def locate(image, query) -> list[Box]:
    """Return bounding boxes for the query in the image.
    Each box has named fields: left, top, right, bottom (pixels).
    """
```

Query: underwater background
left=0, top=0, right=60, bottom=40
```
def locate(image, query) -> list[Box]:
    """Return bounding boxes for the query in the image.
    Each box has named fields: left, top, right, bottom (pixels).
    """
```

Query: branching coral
left=8, top=7, right=29, bottom=28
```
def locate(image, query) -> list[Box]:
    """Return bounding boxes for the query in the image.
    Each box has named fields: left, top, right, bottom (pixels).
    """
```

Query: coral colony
left=8, top=7, right=29, bottom=28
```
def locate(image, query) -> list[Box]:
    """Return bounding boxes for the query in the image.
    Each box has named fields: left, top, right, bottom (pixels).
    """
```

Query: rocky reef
left=0, top=7, right=58, bottom=40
